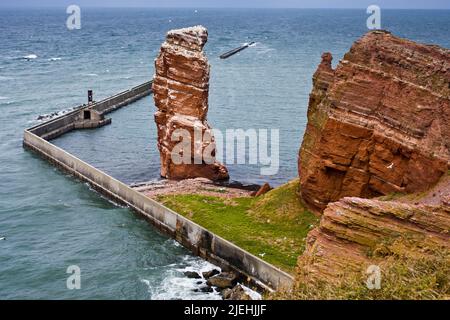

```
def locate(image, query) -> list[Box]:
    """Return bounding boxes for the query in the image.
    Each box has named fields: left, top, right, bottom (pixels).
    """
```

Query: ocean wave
left=144, top=255, right=262, bottom=300
left=0, top=96, right=14, bottom=105
left=241, top=284, right=262, bottom=300
left=84, top=73, right=98, bottom=77
left=35, top=107, right=78, bottom=122
left=48, top=57, right=62, bottom=61
left=145, top=256, right=223, bottom=300
left=22, top=54, right=38, bottom=60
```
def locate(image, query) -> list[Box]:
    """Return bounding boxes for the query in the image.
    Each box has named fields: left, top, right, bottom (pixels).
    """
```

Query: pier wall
left=23, top=82, right=294, bottom=292
left=28, top=81, right=153, bottom=140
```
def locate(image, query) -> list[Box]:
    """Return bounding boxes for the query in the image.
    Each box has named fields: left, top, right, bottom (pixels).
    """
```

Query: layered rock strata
left=152, top=26, right=229, bottom=180
left=298, top=182, right=450, bottom=279
left=298, top=30, right=450, bottom=212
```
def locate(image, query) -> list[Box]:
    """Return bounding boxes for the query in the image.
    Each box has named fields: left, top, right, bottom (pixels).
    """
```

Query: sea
left=0, top=8, right=449, bottom=299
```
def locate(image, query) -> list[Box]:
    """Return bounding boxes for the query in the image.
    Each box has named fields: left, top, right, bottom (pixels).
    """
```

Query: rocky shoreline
left=132, top=178, right=256, bottom=199
left=183, top=268, right=259, bottom=300
left=132, top=177, right=269, bottom=200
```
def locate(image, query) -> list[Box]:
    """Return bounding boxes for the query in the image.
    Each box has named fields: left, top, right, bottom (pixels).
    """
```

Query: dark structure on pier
left=220, top=42, right=255, bottom=59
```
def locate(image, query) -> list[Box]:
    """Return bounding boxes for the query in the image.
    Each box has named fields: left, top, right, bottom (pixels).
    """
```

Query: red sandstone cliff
left=152, top=26, right=229, bottom=180
left=296, top=31, right=450, bottom=283
left=298, top=175, right=450, bottom=280
left=298, top=30, right=450, bottom=212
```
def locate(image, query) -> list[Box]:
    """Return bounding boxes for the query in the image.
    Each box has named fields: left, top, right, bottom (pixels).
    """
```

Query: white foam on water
left=177, top=256, right=221, bottom=275
left=85, top=73, right=98, bottom=77
left=48, top=57, right=62, bottom=61
left=254, top=43, right=276, bottom=55
left=84, top=183, right=128, bottom=209
left=144, top=255, right=223, bottom=300
left=168, top=238, right=182, bottom=247
left=0, top=96, right=14, bottom=105
left=142, top=253, right=263, bottom=300
left=241, top=284, right=262, bottom=300
left=22, top=54, right=38, bottom=60
left=36, top=107, right=78, bottom=122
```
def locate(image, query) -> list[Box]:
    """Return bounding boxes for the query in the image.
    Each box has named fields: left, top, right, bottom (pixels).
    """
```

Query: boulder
left=202, top=269, right=220, bottom=279
left=194, top=286, right=214, bottom=293
left=184, top=271, right=201, bottom=279
left=222, top=285, right=252, bottom=300
left=206, top=272, right=238, bottom=289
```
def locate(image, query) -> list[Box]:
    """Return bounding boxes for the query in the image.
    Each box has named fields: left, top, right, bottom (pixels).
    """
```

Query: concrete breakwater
left=23, top=82, right=294, bottom=293
left=29, top=81, right=152, bottom=140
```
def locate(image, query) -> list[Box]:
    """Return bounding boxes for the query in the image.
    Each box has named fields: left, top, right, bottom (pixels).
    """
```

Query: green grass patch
left=377, top=192, right=405, bottom=201
left=157, top=179, right=318, bottom=273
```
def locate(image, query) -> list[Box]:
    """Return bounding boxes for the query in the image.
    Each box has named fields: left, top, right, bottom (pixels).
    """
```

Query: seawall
left=28, top=81, right=153, bottom=140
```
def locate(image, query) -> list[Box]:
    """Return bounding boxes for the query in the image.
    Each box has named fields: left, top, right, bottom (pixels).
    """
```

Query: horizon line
left=1, top=6, right=450, bottom=10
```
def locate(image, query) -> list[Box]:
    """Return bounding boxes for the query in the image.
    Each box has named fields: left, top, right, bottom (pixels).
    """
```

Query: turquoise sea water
left=0, top=8, right=449, bottom=299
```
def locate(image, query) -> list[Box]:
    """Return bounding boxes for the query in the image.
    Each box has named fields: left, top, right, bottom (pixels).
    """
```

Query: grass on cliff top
left=156, top=179, right=319, bottom=273
left=271, top=239, right=450, bottom=300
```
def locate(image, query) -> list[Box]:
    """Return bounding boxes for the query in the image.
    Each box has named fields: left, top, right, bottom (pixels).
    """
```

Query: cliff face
left=152, top=26, right=229, bottom=180
left=298, top=31, right=450, bottom=212
left=296, top=31, right=450, bottom=283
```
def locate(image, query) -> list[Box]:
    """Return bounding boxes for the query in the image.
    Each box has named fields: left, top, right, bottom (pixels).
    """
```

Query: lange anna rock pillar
left=152, top=26, right=229, bottom=180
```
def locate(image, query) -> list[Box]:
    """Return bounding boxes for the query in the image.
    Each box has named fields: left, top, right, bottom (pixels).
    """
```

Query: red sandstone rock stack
left=298, top=30, right=450, bottom=213
left=296, top=31, right=450, bottom=280
left=152, top=26, right=229, bottom=180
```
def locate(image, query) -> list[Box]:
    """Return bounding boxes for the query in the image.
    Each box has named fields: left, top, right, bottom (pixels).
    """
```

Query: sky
left=0, top=0, right=449, bottom=9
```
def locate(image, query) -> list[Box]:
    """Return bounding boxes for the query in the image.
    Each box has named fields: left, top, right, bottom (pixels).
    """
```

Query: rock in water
left=298, top=30, right=450, bottom=212
left=184, top=271, right=202, bottom=279
left=152, top=26, right=229, bottom=181
left=206, top=272, right=238, bottom=289
left=222, top=285, right=252, bottom=300
left=202, top=269, right=220, bottom=279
